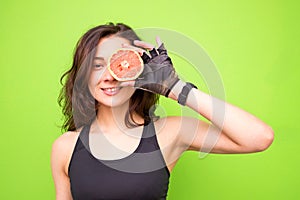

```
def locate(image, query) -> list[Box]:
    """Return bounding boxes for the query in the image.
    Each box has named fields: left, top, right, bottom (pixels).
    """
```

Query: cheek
left=88, top=71, right=99, bottom=97
left=89, top=70, right=104, bottom=88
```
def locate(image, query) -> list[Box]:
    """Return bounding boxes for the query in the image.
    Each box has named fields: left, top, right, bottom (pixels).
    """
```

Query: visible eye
left=94, top=64, right=105, bottom=69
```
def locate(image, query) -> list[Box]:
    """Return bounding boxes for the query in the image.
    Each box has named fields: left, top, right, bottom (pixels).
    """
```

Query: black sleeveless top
left=68, top=121, right=170, bottom=200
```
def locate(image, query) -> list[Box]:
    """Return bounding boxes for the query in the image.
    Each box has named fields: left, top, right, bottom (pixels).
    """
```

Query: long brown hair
left=58, top=23, right=159, bottom=132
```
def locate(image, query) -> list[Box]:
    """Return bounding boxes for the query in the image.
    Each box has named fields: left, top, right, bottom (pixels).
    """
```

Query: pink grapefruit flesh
left=108, top=48, right=144, bottom=81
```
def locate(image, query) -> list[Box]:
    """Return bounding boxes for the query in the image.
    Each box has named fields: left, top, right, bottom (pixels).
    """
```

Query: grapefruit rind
left=108, top=48, right=144, bottom=81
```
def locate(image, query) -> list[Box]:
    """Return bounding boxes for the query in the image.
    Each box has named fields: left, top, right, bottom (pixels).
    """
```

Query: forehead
left=95, top=36, right=130, bottom=60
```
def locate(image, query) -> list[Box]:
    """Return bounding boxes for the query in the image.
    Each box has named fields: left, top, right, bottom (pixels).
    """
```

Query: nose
left=101, top=67, right=115, bottom=82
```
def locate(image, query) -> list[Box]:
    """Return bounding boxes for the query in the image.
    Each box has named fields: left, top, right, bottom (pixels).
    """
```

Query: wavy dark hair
left=58, top=23, right=159, bottom=132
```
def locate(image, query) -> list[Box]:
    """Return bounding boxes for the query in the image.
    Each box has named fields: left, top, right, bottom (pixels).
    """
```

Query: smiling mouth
left=101, top=87, right=119, bottom=92
left=101, top=87, right=122, bottom=95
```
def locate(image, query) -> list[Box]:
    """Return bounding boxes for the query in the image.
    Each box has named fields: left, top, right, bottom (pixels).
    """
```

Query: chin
left=98, top=93, right=134, bottom=108
left=99, top=99, right=130, bottom=108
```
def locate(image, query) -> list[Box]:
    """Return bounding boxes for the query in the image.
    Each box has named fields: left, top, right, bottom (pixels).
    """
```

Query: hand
left=121, top=37, right=179, bottom=97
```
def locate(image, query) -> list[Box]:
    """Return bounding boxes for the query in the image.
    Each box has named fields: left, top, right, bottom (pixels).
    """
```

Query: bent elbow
left=256, top=125, right=274, bottom=152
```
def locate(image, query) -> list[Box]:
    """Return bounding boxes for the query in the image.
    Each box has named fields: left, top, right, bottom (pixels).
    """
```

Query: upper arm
left=170, top=116, right=250, bottom=154
left=182, top=118, right=241, bottom=153
left=51, top=134, right=74, bottom=200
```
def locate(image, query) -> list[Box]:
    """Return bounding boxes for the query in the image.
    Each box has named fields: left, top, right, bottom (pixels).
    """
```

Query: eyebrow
left=94, top=56, right=104, bottom=60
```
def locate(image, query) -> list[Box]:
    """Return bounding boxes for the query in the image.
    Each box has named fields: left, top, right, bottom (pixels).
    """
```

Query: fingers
left=125, top=37, right=166, bottom=63
left=149, top=48, right=158, bottom=57
left=134, top=36, right=166, bottom=55
left=134, top=39, right=160, bottom=58
left=121, top=43, right=145, bottom=56
left=157, top=43, right=166, bottom=54
left=156, top=36, right=162, bottom=47
left=134, top=36, right=163, bottom=49
left=156, top=37, right=167, bottom=54
left=121, top=43, right=152, bottom=64
left=141, top=52, right=151, bottom=63
left=119, top=80, right=135, bottom=87
left=133, top=40, right=155, bottom=50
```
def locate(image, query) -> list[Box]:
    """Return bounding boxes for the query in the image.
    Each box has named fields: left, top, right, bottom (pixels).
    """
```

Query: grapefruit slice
left=108, top=48, right=144, bottom=81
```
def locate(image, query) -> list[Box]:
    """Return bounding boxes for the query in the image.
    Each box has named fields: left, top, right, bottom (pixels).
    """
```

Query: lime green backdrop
left=1, top=0, right=299, bottom=199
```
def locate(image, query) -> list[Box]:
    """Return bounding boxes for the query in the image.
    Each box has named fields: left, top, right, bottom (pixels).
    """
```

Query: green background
left=1, top=0, right=299, bottom=199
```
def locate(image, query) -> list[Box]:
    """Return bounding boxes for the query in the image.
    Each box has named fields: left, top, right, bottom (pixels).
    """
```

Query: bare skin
left=51, top=36, right=274, bottom=200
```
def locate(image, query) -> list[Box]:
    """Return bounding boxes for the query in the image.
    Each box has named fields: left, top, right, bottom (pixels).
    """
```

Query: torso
left=66, top=121, right=176, bottom=199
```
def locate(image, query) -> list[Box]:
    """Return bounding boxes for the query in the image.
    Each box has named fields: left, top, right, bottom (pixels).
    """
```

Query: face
left=88, top=36, right=136, bottom=108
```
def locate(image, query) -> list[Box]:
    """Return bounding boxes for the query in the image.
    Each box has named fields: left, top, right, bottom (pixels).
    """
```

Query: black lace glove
left=134, top=43, right=179, bottom=97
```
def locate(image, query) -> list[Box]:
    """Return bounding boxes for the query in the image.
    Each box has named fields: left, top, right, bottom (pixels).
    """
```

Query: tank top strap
left=68, top=125, right=91, bottom=174
left=134, top=121, right=164, bottom=153
left=137, top=120, right=160, bottom=152
left=76, top=124, right=91, bottom=152
left=67, top=125, right=90, bottom=155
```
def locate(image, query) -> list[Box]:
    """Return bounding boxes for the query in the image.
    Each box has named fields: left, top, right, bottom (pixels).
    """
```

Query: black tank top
left=68, top=121, right=170, bottom=200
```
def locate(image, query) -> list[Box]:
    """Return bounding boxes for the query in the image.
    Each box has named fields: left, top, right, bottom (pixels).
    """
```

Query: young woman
left=51, top=23, right=274, bottom=200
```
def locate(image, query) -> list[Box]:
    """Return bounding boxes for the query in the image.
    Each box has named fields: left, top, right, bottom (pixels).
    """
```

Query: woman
left=51, top=23, right=274, bottom=200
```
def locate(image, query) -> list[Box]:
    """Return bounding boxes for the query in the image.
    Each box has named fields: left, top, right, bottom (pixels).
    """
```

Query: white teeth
left=104, top=87, right=117, bottom=92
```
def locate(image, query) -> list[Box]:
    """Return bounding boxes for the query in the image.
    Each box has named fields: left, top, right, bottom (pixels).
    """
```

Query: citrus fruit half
left=108, top=48, right=144, bottom=81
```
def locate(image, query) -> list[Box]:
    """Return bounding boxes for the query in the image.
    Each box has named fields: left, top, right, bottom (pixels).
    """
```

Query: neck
left=94, top=101, right=143, bottom=134
left=97, top=102, right=128, bottom=129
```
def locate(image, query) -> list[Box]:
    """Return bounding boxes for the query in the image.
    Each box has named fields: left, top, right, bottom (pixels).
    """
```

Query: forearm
left=169, top=80, right=274, bottom=150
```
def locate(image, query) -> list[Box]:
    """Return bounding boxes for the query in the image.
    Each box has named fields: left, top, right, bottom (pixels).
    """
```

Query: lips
left=101, top=87, right=121, bottom=96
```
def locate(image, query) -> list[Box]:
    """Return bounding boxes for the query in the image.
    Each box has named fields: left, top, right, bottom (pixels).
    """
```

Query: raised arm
left=168, top=80, right=274, bottom=154
left=123, top=38, right=274, bottom=154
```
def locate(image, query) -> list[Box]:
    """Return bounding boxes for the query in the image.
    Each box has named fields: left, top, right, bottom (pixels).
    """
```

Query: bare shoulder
left=51, top=130, right=80, bottom=199
left=153, top=116, right=196, bottom=146
left=154, top=116, right=201, bottom=134
left=51, top=130, right=80, bottom=176
left=152, top=116, right=202, bottom=170
left=154, top=116, right=205, bottom=149
left=52, top=131, right=80, bottom=154
left=154, top=116, right=182, bottom=128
